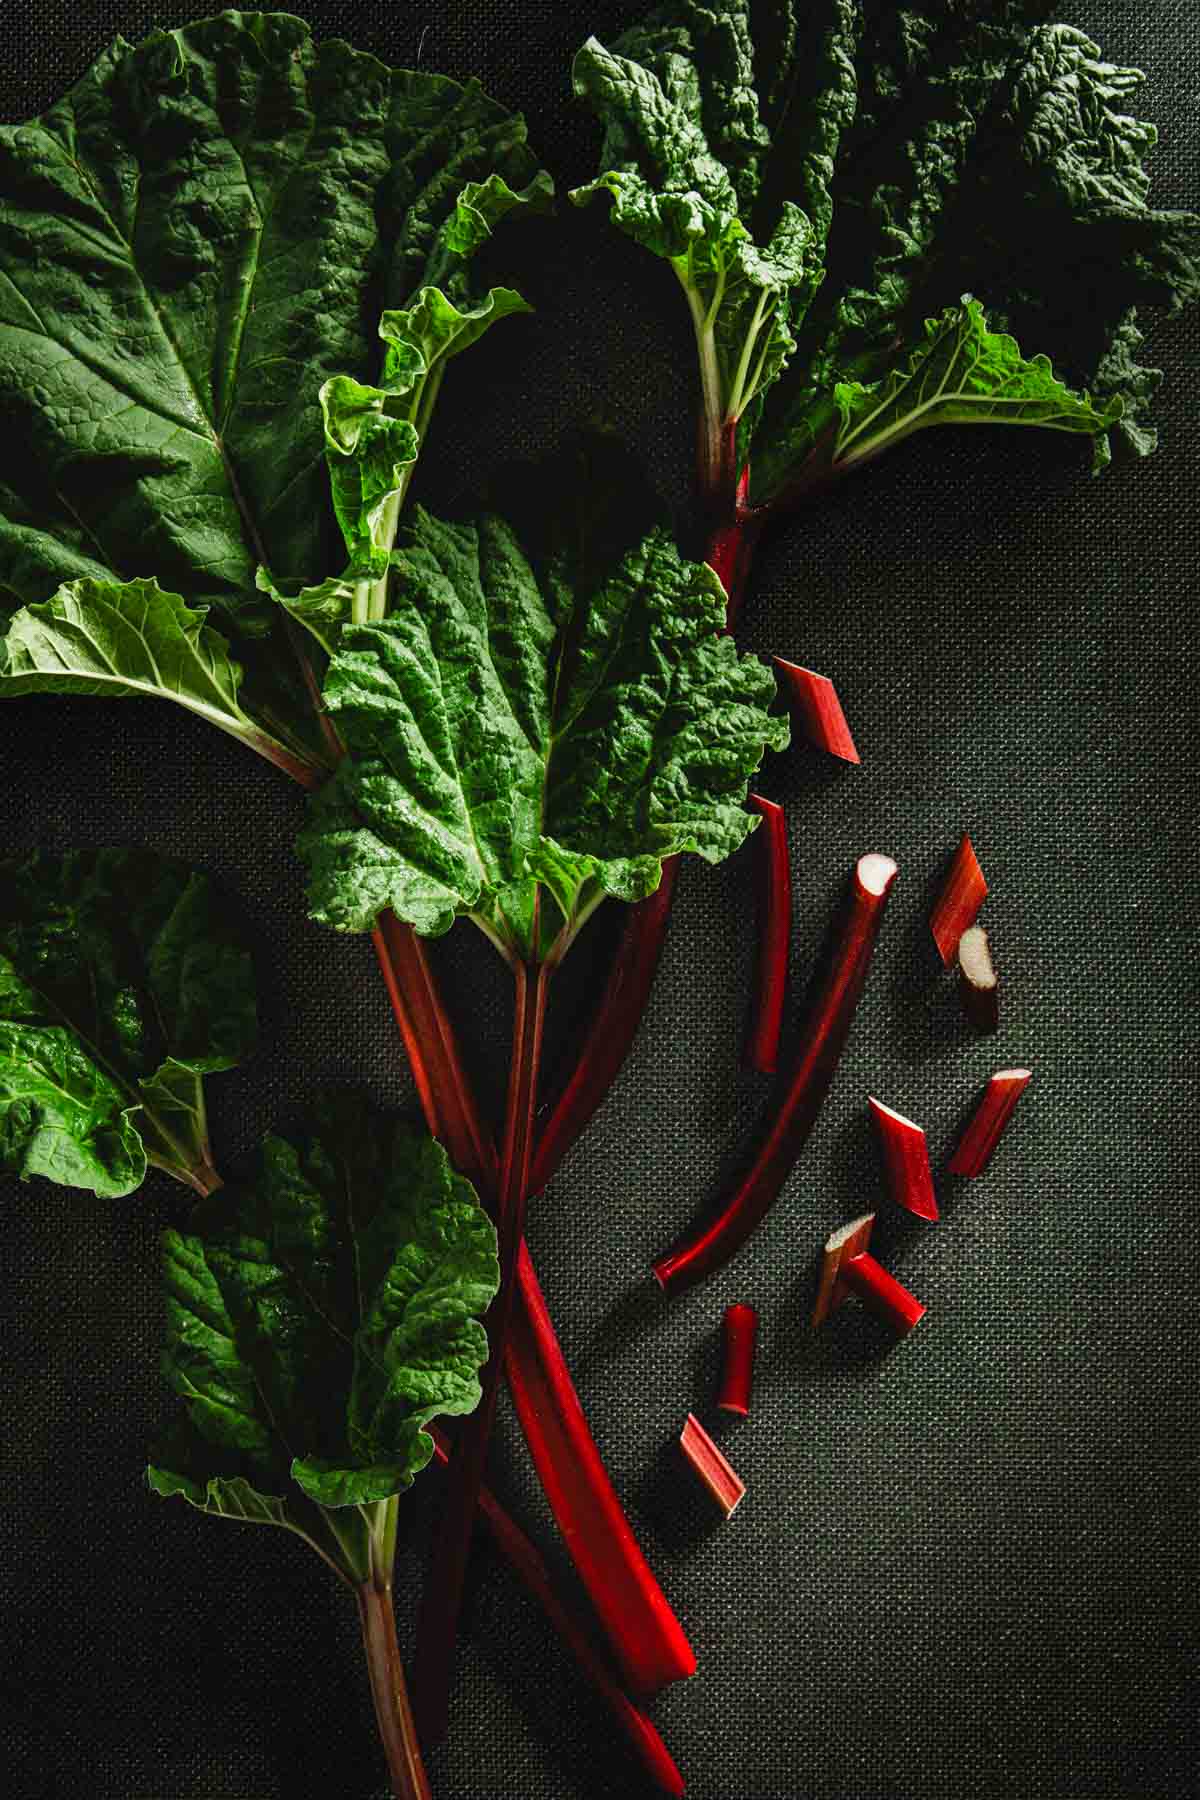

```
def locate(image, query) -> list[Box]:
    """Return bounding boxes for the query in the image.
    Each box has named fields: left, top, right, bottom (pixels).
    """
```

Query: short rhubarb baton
left=772, top=661, right=861, bottom=764
left=654, top=853, right=899, bottom=1293
left=679, top=1413, right=746, bottom=1519
left=811, top=1214, right=926, bottom=1336
left=868, top=1097, right=939, bottom=1223
left=958, top=924, right=1000, bottom=1034
left=948, top=1069, right=1032, bottom=1177
left=718, top=1305, right=759, bottom=1416
left=931, top=835, right=987, bottom=965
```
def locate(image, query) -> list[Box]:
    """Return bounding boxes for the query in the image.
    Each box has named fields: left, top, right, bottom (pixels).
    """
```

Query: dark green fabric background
left=0, top=3, right=1195, bottom=1797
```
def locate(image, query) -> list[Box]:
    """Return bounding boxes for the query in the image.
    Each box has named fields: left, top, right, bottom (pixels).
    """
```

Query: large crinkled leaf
left=152, top=1092, right=498, bottom=1541
left=831, top=298, right=1121, bottom=469
left=0, top=11, right=550, bottom=756
left=0, top=577, right=318, bottom=782
left=574, top=1, right=1198, bottom=499
left=0, top=849, right=255, bottom=1196
left=298, top=504, right=788, bottom=958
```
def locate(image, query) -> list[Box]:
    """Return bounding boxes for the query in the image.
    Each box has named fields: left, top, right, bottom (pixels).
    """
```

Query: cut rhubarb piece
left=948, top=1069, right=1032, bottom=1177
left=654, top=852, right=899, bottom=1293
left=811, top=1213, right=926, bottom=1336
left=868, top=1097, right=939, bottom=1222
left=679, top=1413, right=746, bottom=1518
left=958, top=925, right=999, bottom=1034
left=772, top=660, right=861, bottom=763
left=930, top=834, right=987, bottom=965
left=718, top=1304, right=759, bottom=1416
left=428, top=1428, right=685, bottom=1797
left=745, top=795, right=791, bottom=1074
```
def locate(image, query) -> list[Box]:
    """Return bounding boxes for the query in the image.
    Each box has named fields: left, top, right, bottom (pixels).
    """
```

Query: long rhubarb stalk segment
left=718, top=1304, right=759, bottom=1416
left=371, top=921, right=696, bottom=1714
left=426, top=1426, right=686, bottom=1797
left=413, top=956, right=552, bottom=1746
left=930, top=834, right=987, bottom=965
left=706, top=464, right=763, bottom=630
left=507, top=1244, right=697, bottom=1694
left=653, top=853, right=899, bottom=1294
left=679, top=1413, right=746, bottom=1518
left=772, top=660, right=861, bottom=764
left=531, top=859, right=679, bottom=1195
left=745, top=796, right=791, bottom=1074
left=947, top=1068, right=1031, bottom=1177
left=868, top=1097, right=939, bottom=1222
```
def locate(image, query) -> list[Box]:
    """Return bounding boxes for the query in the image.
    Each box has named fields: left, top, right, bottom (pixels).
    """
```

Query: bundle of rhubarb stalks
left=0, top=3, right=1194, bottom=1795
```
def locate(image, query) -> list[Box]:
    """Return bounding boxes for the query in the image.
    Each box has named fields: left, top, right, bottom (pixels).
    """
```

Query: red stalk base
left=772, top=660, right=861, bottom=764
left=718, top=1304, right=759, bottom=1416
left=427, top=1427, right=685, bottom=1796
left=930, top=834, right=987, bottom=965
left=679, top=1413, right=746, bottom=1518
left=745, top=796, right=791, bottom=1074
left=868, top=1096, right=939, bottom=1222
left=948, top=1069, right=1031, bottom=1177
left=653, top=853, right=899, bottom=1294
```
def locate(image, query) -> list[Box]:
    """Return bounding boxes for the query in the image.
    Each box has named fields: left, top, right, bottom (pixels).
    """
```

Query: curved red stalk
left=745, top=796, right=791, bottom=1075
left=930, top=834, right=987, bottom=965
left=653, top=853, right=899, bottom=1294
left=507, top=1244, right=697, bottom=1694
left=530, top=859, right=679, bottom=1195
left=868, top=1096, right=939, bottom=1222
left=718, top=1304, right=759, bottom=1416
left=772, top=661, right=860, bottom=764
left=427, top=1426, right=686, bottom=1797
left=947, top=1068, right=1031, bottom=1177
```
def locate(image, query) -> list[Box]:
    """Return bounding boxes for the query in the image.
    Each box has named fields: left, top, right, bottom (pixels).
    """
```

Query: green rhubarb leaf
left=0, top=13, right=550, bottom=750
left=152, top=1092, right=498, bottom=1539
left=0, top=849, right=255, bottom=1197
left=0, top=577, right=316, bottom=781
left=298, top=503, right=788, bottom=958
left=832, top=298, right=1121, bottom=467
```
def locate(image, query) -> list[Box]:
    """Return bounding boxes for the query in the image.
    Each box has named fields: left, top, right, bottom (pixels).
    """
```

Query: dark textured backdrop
left=1, top=3, right=1195, bottom=1797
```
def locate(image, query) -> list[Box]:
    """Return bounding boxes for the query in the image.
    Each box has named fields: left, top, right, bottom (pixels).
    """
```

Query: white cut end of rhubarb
left=679, top=1413, right=746, bottom=1519
left=958, top=925, right=995, bottom=987
left=995, top=1067, right=1032, bottom=1084
left=825, top=1211, right=876, bottom=1253
left=868, top=1095, right=922, bottom=1132
left=856, top=853, right=898, bottom=896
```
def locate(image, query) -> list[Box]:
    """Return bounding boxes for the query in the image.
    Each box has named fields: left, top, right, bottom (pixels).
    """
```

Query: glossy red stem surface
left=772, top=660, right=860, bottom=764
left=745, top=796, right=791, bottom=1075
left=427, top=1426, right=685, bottom=1796
left=947, top=1069, right=1031, bottom=1176
left=653, top=854, right=899, bottom=1294
left=413, top=957, right=550, bottom=1746
left=840, top=1254, right=927, bottom=1335
left=718, top=1304, right=759, bottom=1416
left=679, top=1413, right=746, bottom=1518
left=930, top=834, right=988, bottom=965
left=868, top=1097, right=939, bottom=1222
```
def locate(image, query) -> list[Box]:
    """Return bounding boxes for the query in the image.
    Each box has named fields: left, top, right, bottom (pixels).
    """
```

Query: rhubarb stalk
left=772, top=660, right=860, bottom=764
left=717, top=1304, right=759, bottom=1416
left=930, top=834, right=987, bottom=965
left=948, top=1069, right=1031, bottom=1176
left=357, top=1542, right=432, bottom=1800
left=957, top=924, right=999, bottom=1034
left=811, top=1213, right=926, bottom=1336
left=679, top=1413, right=746, bottom=1518
left=868, top=1097, right=939, bottom=1222
left=653, top=853, right=899, bottom=1294
left=745, top=796, right=791, bottom=1074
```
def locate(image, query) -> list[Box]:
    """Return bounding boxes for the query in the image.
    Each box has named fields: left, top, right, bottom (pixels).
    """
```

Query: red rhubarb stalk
left=811, top=1213, right=926, bottom=1336
left=706, top=464, right=763, bottom=629
left=772, top=660, right=861, bottom=764
left=653, top=852, right=899, bottom=1294
left=371, top=919, right=695, bottom=1713
left=717, top=1304, right=759, bottom=1416
left=868, top=1096, right=939, bottom=1222
left=947, top=1068, right=1032, bottom=1177
left=957, top=924, right=999, bottom=1034
left=679, top=1413, right=746, bottom=1518
left=745, top=796, right=791, bottom=1074
left=531, top=860, right=679, bottom=1194
left=413, top=951, right=552, bottom=1745
left=507, top=1244, right=697, bottom=1694
left=930, top=834, right=987, bottom=965
left=427, top=1426, right=686, bottom=1797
